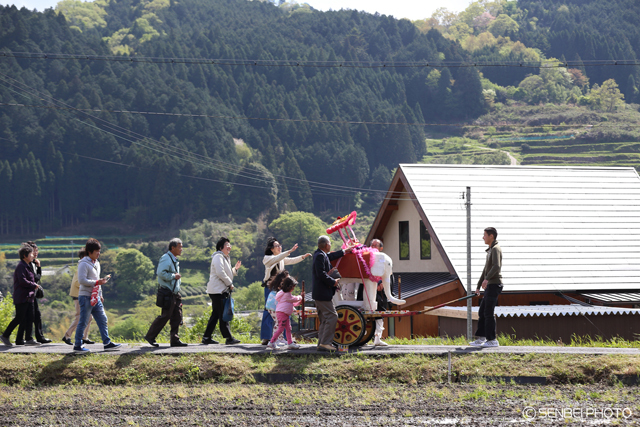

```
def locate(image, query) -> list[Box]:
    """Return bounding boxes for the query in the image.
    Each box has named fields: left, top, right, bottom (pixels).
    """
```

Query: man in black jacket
left=312, top=235, right=351, bottom=352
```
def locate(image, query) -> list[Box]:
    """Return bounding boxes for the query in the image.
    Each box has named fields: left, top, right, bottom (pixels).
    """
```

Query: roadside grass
left=0, top=352, right=639, bottom=387
left=386, top=333, right=640, bottom=348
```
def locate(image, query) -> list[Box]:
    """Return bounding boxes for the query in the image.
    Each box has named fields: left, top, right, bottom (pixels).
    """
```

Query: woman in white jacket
left=202, top=237, right=242, bottom=345
left=259, top=237, right=311, bottom=345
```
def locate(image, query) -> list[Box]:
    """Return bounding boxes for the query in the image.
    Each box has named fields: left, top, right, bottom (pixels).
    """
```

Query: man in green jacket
left=144, top=238, right=187, bottom=347
left=469, top=227, right=503, bottom=348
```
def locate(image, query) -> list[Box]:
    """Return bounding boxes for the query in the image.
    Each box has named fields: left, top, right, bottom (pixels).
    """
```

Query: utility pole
left=466, top=187, right=472, bottom=341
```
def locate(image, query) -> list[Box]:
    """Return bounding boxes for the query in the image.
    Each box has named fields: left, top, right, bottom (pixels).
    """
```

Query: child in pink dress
left=267, top=277, right=304, bottom=350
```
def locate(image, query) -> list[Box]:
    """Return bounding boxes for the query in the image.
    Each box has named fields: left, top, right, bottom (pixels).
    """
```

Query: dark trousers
left=31, top=299, right=44, bottom=341
left=475, top=284, right=502, bottom=341
left=145, top=292, right=182, bottom=344
left=203, top=293, right=232, bottom=340
left=3, top=302, right=34, bottom=344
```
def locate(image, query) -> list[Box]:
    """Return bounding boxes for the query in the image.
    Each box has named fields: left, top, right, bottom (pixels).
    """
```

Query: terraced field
left=470, top=103, right=640, bottom=170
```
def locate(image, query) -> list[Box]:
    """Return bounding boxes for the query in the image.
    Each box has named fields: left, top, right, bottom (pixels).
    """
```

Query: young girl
left=266, top=270, right=289, bottom=346
left=267, top=276, right=304, bottom=350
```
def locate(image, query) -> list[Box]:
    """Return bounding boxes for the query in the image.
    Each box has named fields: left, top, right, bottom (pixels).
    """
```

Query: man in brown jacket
left=469, top=227, right=502, bottom=347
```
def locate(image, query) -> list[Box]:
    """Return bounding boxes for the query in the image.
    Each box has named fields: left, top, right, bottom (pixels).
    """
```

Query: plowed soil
left=1, top=383, right=638, bottom=426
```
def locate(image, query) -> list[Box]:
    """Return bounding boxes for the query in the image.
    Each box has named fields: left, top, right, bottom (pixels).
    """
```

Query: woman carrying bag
left=202, top=237, right=242, bottom=345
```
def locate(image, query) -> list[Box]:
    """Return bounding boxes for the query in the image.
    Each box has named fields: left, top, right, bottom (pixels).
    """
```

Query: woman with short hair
left=0, top=245, right=41, bottom=346
left=202, top=237, right=242, bottom=345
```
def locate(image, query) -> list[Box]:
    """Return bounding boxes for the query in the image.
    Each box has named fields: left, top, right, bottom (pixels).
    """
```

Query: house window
left=420, top=220, right=431, bottom=260
left=399, top=221, right=410, bottom=260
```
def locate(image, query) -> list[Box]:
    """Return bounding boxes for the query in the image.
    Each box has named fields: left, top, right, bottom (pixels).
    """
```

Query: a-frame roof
left=369, top=164, right=640, bottom=293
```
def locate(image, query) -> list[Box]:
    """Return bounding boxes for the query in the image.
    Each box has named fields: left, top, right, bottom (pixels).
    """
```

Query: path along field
left=0, top=344, right=639, bottom=425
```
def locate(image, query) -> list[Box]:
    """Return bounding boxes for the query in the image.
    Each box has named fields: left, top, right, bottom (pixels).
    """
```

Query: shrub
left=0, top=294, right=14, bottom=335
left=109, top=316, right=148, bottom=340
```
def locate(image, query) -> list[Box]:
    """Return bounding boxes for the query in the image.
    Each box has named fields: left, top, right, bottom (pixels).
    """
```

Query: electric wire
left=2, top=50, right=640, bottom=69
left=0, top=73, right=419, bottom=200
left=0, top=73, right=369, bottom=196
left=0, top=101, right=627, bottom=128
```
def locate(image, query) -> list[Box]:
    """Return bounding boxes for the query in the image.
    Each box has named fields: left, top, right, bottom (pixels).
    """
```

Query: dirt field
left=1, top=383, right=638, bottom=426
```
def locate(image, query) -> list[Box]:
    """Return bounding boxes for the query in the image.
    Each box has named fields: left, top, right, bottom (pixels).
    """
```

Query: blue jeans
left=75, top=296, right=111, bottom=347
left=260, top=286, right=274, bottom=340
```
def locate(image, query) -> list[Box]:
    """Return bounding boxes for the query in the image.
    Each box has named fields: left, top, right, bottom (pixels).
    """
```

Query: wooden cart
left=296, top=305, right=424, bottom=347
left=296, top=293, right=475, bottom=348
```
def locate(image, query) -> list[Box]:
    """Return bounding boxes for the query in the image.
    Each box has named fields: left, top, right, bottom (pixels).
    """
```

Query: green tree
left=268, top=211, right=332, bottom=286
left=233, top=281, right=264, bottom=311
left=488, top=14, right=519, bottom=37
left=114, top=249, right=155, bottom=299
left=590, top=79, right=625, bottom=112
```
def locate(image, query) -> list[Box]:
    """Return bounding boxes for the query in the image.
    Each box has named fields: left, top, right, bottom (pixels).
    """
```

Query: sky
left=0, top=0, right=474, bottom=21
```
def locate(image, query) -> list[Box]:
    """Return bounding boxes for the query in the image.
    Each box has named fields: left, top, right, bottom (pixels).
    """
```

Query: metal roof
left=392, top=272, right=458, bottom=299
left=579, top=292, right=640, bottom=304
left=400, top=164, right=640, bottom=293
left=440, top=304, right=640, bottom=318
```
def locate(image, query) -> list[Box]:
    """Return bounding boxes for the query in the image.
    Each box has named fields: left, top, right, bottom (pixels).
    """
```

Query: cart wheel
left=333, top=305, right=365, bottom=347
left=353, top=318, right=376, bottom=347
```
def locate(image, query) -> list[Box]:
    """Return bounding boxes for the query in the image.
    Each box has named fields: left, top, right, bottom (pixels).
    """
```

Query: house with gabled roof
left=366, top=164, right=640, bottom=339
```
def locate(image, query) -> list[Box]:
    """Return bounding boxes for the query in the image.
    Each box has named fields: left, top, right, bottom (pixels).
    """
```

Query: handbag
left=35, top=286, right=44, bottom=299
left=222, top=294, right=235, bottom=322
left=265, top=290, right=277, bottom=312
left=156, top=254, right=178, bottom=309
left=155, top=287, right=173, bottom=309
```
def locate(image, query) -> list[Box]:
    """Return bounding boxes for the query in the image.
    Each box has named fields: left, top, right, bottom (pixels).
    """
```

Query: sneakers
left=0, top=335, right=12, bottom=347
left=286, top=343, right=300, bottom=350
left=275, top=338, right=287, bottom=347
left=24, top=339, right=41, bottom=346
left=469, top=337, right=487, bottom=347
left=61, top=336, right=72, bottom=346
left=482, top=339, right=500, bottom=347
left=202, top=337, right=219, bottom=345
left=103, top=342, right=122, bottom=352
left=266, top=341, right=276, bottom=350
left=73, top=346, right=91, bottom=354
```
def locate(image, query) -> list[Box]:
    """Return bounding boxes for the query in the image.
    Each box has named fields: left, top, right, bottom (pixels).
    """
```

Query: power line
left=1, top=51, right=640, bottom=69
left=0, top=102, right=629, bottom=129
left=0, top=73, right=418, bottom=200
left=63, top=151, right=420, bottom=201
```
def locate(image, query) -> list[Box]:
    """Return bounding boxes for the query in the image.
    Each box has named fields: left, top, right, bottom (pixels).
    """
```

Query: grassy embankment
left=0, top=352, right=639, bottom=387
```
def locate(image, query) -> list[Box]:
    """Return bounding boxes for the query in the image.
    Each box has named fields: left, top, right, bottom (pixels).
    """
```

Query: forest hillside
left=0, top=0, right=639, bottom=237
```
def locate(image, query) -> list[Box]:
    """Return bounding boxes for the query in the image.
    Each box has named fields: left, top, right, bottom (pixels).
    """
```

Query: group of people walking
left=1, top=227, right=503, bottom=351
left=1, top=239, right=122, bottom=352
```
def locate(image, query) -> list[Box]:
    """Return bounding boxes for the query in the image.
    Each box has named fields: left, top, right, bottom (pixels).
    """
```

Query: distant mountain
left=0, top=0, right=485, bottom=234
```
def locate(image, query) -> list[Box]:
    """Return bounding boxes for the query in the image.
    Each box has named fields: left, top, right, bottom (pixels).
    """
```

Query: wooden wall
left=440, top=314, right=640, bottom=342
left=386, top=290, right=592, bottom=339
